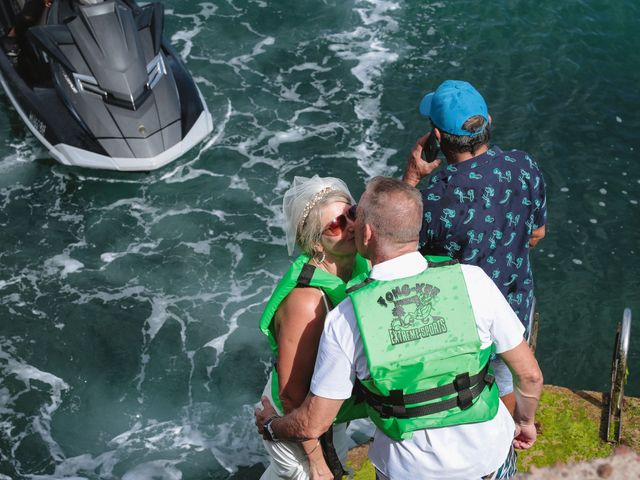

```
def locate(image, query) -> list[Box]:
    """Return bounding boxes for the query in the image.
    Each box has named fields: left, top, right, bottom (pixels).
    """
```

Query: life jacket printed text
left=377, top=283, right=447, bottom=345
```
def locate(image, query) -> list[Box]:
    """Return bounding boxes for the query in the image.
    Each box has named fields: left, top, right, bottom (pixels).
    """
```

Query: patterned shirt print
left=420, top=146, right=547, bottom=329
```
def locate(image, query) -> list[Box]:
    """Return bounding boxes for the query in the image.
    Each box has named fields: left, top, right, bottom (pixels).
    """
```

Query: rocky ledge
left=521, top=446, right=640, bottom=479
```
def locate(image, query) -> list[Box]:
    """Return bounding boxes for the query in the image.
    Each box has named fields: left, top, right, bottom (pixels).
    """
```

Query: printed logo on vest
left=377, top=283, right=447, bottom=345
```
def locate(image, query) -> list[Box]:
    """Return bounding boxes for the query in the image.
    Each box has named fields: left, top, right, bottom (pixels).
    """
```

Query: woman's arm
left=275, top=287, right=331, bottom=477
left=275, top=287, right=327, bottom=413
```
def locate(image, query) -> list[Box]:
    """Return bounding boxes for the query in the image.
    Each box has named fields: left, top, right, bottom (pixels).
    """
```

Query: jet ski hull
left=0, top=0, right=213, bottom=171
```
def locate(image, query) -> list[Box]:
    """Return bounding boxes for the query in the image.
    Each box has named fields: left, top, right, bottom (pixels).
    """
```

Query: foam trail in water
left=326, top=0, right=401, bottom=178
left=204, top=297, right=265, bottom=370
left=0, top=341, right=69, bottom=472
left=43, top=253, right=85, bottom=278
left=160, top=99, right=232, bottom=183
left=166, top=3, right=219, bottom=63
left=24, top=403, right=267, bottom=478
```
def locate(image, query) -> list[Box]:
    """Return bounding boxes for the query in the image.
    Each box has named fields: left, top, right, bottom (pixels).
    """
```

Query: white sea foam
left=122, top=460, right=183, bottom=480
left=229, top=36, right=275, bottom=74
left=225, top=243, right=244, bottom=270
left=100, top=242, right=159, bottom=265
left=283, top=62, right=332, bottom=75
left=161, top=100, right=232, bottom=183
left=22, top=402, right=267, bottom=478
left=207, top=405, right=267, bottom=472
left=0, top=138, right=36, bottom=171
left=145, top=297, right=174, bottom=342
left=167, top=3, right=219, bottom=63
left=0, top=345, right=70, bottom=465
left=267, top=121, right=345, bottom=153
left=151, top=207, right=226, bottom=224
left=183, top=240, right=211, bottom=255
left=323, top=0, right=402, bottom=177
left=228, top=174, right=250, bottom=190
left=204, top=298, right=264, bottom=369
left=43, top=253, right=84, bottom=278
left=74, top=285, right=146, bottom=305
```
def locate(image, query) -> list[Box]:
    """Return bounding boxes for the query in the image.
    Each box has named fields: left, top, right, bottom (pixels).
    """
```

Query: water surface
left=0, top=0, right=639, bottom=478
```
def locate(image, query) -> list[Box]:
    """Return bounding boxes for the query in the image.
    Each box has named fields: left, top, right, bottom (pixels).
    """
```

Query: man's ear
left=363, top=223, right=373, bottom=247
left=488, top=114, right=492, bottom=128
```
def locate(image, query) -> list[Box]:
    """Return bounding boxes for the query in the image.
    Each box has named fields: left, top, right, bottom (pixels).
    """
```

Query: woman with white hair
left=258, top=175, right=369, bottom=480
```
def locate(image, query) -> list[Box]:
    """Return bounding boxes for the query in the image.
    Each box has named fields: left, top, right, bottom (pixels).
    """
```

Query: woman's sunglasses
left=322, top=205, right=357, bottom=237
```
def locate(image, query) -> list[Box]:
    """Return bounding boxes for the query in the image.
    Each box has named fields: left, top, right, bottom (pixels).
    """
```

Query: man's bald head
left=359, top=177, right=423, bottom=252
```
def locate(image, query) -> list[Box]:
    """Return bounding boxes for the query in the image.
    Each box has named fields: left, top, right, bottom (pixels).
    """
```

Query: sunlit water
left=0, top=1, right=639, bottom=478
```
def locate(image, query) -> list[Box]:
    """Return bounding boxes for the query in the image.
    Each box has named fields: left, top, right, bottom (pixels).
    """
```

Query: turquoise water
left=0, top=0, right=639, bottom=478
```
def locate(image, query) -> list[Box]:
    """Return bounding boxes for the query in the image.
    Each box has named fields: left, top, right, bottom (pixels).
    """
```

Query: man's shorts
left=482, top=444, right=518, bottom=479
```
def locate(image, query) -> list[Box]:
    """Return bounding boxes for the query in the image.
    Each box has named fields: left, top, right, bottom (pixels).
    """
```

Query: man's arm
left=529, top=225, right=545, bottom=248
left=255, top=393, right=344, bottom=442
left=402, top=133, right=442, bottom=187
left=499, top=340, right=543, bottom=449
left=529, top=157, right=547, bottom=249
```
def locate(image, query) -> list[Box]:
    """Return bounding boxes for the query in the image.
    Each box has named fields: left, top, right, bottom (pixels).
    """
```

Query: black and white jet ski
left=0, top=0, right=213, bottom=171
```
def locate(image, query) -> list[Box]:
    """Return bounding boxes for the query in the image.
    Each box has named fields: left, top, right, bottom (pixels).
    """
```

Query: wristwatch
left=264, top=415, right=279, bottom=442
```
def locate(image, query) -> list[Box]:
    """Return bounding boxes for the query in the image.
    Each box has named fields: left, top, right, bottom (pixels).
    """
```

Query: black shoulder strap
left=427, top=258, right=459, bottom=268
left=296, top=263, right=316, bottom=287
left=345, top=277, right=375, bottom=294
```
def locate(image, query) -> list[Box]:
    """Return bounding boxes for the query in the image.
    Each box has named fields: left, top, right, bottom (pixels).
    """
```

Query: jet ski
left=0, top=0, right=213, bottom=171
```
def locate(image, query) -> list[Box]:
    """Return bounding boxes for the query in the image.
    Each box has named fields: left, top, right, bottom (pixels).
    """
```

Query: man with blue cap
left=403, top=80, right=547, bottom=414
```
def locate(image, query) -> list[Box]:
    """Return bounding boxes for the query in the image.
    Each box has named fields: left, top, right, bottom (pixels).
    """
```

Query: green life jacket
left=348, top=259, right=499, bottom=441
left=259, top=253, right=370, bottom=414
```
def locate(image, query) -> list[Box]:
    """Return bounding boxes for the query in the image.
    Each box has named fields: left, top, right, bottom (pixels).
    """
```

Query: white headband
left=282, top=175, right=354, bottom=255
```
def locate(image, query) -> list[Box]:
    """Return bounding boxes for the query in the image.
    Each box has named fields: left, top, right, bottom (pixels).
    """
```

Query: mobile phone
left=422, top=131, right=440, bottom=163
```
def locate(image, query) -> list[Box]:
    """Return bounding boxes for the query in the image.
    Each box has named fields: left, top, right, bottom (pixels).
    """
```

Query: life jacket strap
left=346, top=277, right=375, bottom=294
left=297, top=263, right=316, bottom=287
left=356, top=361, right=495, bottom=419
left=426, top=258, right=459, bottom=268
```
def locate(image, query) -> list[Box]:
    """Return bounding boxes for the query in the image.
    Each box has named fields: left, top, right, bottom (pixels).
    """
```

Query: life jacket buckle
left=454, top=372, right=473, bottom=410
left=352, top=379, right=367, bottom=404
left=381, top=404, right=407, bottom=418
left=388, top=389, right=405, bottom=406
left=484, top=372, right=495, bottom=390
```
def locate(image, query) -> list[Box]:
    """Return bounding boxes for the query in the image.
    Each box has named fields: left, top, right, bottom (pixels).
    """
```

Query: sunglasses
left=322, top=204, right=357, bottom=236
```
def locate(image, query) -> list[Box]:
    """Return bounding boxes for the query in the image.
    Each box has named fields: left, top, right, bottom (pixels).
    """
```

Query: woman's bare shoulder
left=276, top=287, right=326, bottom=326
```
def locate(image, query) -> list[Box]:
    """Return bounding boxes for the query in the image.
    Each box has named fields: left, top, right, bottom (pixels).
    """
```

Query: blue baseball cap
left=419, top=80, right=488, bottom=136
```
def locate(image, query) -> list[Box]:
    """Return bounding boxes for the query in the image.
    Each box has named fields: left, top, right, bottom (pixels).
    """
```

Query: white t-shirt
left=310, top=252, right=525, bottom=479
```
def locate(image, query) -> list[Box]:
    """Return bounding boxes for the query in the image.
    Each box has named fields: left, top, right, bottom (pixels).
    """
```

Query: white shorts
left=260, top=371, right=349, bottom=479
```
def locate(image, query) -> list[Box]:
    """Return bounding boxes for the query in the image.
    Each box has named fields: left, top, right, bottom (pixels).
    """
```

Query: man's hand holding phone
left=402, top=131, right=442, bottom=187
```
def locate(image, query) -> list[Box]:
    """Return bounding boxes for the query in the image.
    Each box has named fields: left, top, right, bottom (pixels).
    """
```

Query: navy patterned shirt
left=419, top=146, right=547, bottom=329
